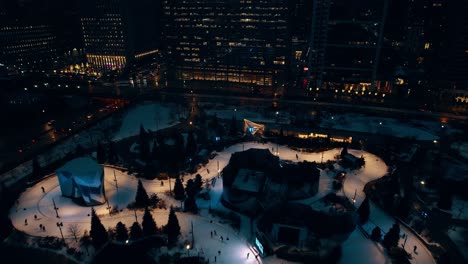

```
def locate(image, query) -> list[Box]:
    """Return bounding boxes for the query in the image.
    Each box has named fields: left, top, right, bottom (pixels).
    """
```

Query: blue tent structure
left=56, top=157, right=105, bottom=206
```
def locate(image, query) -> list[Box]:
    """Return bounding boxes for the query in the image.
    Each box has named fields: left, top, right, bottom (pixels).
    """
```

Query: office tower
left=0, top=0, right=58, bottom=69
left=162, top=0, right=289, bottom=92
left=80, top=0, right=161, bottom=72
left=0, top=24, right=57, bottom=68
left=306, top=0, right=390, bottom=93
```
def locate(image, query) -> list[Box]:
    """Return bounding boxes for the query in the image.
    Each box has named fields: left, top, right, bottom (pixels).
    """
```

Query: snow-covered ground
left=112, top=102, right=180, bottom=140
left=451, top=142, right=468, bottom=160
left=320, top=112, right=441, bottom=141
left=4, top=100, right=437, bottom=264
left=10, top=142, right=405, bottom=264
left=447, top=227, right=468, bottom=261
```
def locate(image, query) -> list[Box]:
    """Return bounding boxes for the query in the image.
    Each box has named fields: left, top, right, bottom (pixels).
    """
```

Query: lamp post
left=56, top=222, right=65, bottom=243
left=352, top=189, right=357, bottom=204
left=402, top=234, right=407, bottom=249
left=114, top=170, right=118, bottom=191
left=52, top=198, right=60, bottom=218
left=186, top=244, right=190, bottom=256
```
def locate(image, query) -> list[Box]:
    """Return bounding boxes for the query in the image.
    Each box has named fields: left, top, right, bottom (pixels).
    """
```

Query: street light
left=186, top=244, right=190, bottom=256
left=420, top=181, right=425, bottom=186
left=56, top=222, right=65, bottom=243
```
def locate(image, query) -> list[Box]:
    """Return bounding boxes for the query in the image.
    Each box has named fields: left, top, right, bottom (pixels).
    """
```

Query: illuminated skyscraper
left=81, top=0, right=161, bottom=72
left=162, top=0, right=289, bottom=92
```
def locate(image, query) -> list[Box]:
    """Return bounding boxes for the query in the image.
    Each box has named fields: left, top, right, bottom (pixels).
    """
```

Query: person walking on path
left=218, top=250, right=221, bottom=255
left=247, top=252, right=250, bottom=259
left=211, top=231, right=213, bottom=238
left=41, top=186, right=45, bottom=193
left=296, top=154, right=298, bottom=160
left=24, top=218, right=27, bottom=225
left=214, top=256, right=217, bottom=262
left=413, top=245, right=417, bottom=252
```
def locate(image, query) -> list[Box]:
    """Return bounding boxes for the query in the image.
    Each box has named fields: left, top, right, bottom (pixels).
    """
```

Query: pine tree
left=185, top=179, right=196, bottom=197
left=164, top=207, right=181, bottom=246
left=135, top=179, right=150, bottom=208
left=186, top=131, right=197, bottom=157
left=173, top=176, right=185, bottom=200
left=357, top=197, right=370, bottom=223
left=90, top=208, right=108, bottom=248
left=139, top=124, right=150, bottom=161
left=97, top=142, right=106, bottom=164
left=383, top=222, right=400, bottom=249
left=149, top=193, right=160, bottom=208
left=129, top=222, right=143, bottom=240
left=184, top=194, right=198, bottom=214
left=340, top=145, right=348, bottom=159
left=370, top=226, right=381, bottom=242
left=142, top=207, right=158, bottom=236
left=115, top=222, right=128, bottom=241
left=194, top=174, right=203, bottom=194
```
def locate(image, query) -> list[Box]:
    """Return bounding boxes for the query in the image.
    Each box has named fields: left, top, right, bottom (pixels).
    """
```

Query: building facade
left=306, top=0, right=390, bottom=94
left=0, top=24, right=57, bottom=68
left=81, top=0, right=161, bottom=72
left=162, top=0, right=289, bottom=91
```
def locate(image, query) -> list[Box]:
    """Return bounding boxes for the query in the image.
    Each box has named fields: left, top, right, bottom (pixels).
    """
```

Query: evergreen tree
left=357, top=197, right=370, bottom=223
left=149, top=193, right=160, bottom=208
left=340, top=145, right=348, bottom=159
left=184, top=194, right=198, bottom=214
left=142, top=207, right=158, bottom=236
left=229, top=115, right=237, bottom=136
left=194, top=174, right=203, bottom=194
left=370, top=226, right=382, bottom=242
left=115, top=222, right=128, bottom=241
left=173, top=176, right=185, bottom=200
left=129, top=222, right=143, bottom=240
left=164, top=207, right=181, bottom=246
left=96, top=142, right=106, bottom=164
left=31, top=157, right=42, bottom=181
left=139, top=124, right=150, bottom=161
left=186, top=131, right=197, bottom=157
left=185, top=179, right=196, bottom=197
left=90, top=208, right=108, bottom=248
left=135, top=179, right=149, bottom=208
left=383, top=222, right=400, bottom=249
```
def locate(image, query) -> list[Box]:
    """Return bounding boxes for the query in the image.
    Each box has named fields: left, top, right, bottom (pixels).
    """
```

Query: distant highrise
left=0, top=24, right=57, bottom=68
left=0, top=0, right=58, bottom=69
left=306, top=0, right=390, bottom=93
left=80, top=0, right=161, bottom=71
left=162, top=0, right=289, bottom=91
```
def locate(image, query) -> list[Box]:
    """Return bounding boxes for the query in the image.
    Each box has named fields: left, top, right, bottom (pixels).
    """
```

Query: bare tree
left=68, top=223, right=82, bottom=243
